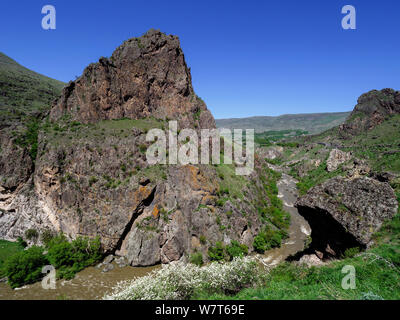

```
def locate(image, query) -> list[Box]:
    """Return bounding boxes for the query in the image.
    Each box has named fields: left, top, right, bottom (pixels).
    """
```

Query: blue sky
left=1, top=0, right=399, bottom=119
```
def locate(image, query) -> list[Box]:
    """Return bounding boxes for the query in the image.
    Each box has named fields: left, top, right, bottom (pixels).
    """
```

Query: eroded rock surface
left=295, top=176, right=398, bottom=257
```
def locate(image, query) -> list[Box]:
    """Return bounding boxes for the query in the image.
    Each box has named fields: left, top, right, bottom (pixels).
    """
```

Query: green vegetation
left=46, top=235, right=102, bottom=280
left=0, top=240, right=25, bottom=278
left=1, top=233, right=102, bottom=288
left=253, top=227, right=285, bottom=253
left=226, top=240, right=248, bottom=259
left=341, top=114, right=400, bottom=173
left=255, top=129, right=308, bottom=145
left=294, top=160, right=346, bottom=195
left=208, top=240, right=248, bottom=261
left=189, top=252, right=204, bottom=266
left=4, top=246, right=49, bottom=289
left=0, top=52, right=64, bottom=122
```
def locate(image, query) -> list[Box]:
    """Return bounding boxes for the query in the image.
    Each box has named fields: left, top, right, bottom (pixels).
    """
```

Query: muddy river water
left=0, top=170, right=310, bottom=300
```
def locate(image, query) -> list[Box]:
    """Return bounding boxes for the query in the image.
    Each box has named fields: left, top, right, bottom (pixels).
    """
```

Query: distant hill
left=0, top=52, right=65, bottom=124
left=216, top=112, right=351, bottom=134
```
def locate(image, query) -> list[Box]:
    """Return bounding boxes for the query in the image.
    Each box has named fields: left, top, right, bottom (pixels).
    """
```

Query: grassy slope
left=0, top=52, right=65, bottom=125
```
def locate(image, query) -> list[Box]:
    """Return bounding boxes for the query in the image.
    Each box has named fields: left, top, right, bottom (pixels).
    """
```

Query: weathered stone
left=103, top=255, right=114, bottom=264
left=326, top=149, right=351, bottom=172
left=298, top=254, right=324, bottom=267
left=101, top=263, right=114, bottom=273
left=296, top=176, right=398, bottom=256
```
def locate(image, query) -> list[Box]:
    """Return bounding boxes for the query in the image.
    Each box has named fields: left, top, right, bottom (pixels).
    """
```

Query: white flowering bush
left=103, top=257, right=264, bottom=300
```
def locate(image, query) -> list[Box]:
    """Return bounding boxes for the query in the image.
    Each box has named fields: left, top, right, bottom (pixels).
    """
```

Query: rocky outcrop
left=295, top=176, right=398, bottom=258
left=0, top=30, right=270, bottom=267
left=340, top=88, right=400, bottom=135
left=326, top=149, right=351, bottom=172
left=50, top=29, right=215, bottom=130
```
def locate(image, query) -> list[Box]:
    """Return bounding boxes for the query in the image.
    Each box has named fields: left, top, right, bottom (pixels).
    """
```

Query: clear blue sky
left=1, top=0, right=399, bottom=119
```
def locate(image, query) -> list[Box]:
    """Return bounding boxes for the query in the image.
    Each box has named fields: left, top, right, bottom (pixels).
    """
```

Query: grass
left=0, top=240, right=24, bottom=278
left=294, top=160, right=346, bottom=195
left=0, top=52, right=64, bottom=125
left=341, top=114, right=400, bottom=173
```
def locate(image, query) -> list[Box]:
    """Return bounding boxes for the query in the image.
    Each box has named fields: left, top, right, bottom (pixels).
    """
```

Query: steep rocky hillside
left=0, top=30, right=289, bottom=267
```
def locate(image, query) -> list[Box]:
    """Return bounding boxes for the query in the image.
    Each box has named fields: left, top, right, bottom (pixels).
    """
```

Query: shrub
left=189, top=252, right=203, bottom=266
left=40, top=229, right=55, bottom=247
left=47, top=234, right=102, bottom=279
left=208, top=242, right=226, bottom=261
left=104, top=257, right=263, bottom=300
left=4, top=246, right=48, bottom=288
left=25, top=229, right=39, bottom=241
left=199, top=235, right=207, bottom=245
left=342, top=247, right=360, bottom=259
left=16, top=237, right=27, bottom=248
left=226, top=240, right=248, bottom=260
left=253, top=228, right=282, bottom=253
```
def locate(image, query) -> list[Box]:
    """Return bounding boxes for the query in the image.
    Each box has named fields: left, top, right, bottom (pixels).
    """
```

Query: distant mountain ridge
left=216, top=112, right=351, bottom=134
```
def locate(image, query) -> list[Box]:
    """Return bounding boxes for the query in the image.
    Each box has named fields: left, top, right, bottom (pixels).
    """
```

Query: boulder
left=295, top=176, right=398, bottom=256
left=326, top=149, right=351, bottom=172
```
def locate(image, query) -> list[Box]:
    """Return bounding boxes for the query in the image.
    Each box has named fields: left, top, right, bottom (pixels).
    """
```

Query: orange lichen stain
left=152, top=205, right=159, bottom=218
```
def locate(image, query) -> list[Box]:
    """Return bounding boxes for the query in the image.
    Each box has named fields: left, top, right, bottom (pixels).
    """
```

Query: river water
left=0, top=169, right=310, bottom=300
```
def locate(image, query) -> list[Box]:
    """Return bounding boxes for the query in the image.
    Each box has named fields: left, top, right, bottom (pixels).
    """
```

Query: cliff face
left=1, top=30, right=274, bottom=267
left=340, top=88, right=400, bottom=135
left=50, top=29, right=215, bottom=129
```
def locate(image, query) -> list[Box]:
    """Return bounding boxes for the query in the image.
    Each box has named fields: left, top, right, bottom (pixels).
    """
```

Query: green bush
left=189, top=252, right=204, bottom=266
left=253, top=228, right=283, bottom=253
left=25, top=229, right=39, bottom=241
left=40, top=229, right=55, bottom=247
left=16, top=236, right=27, bottom=248
left=342, top=247, right=360, bottom=259
left=208, top=242, right=226, bottom=261
left=226, top=240, right=248, bottom=260
left=4, top=246, right=48, bottom=288
left=47, top=235, right=102, bottom=279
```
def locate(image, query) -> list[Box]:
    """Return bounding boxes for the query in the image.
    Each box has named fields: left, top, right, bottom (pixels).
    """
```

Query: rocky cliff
left=50, top=29, right=215, bottom=129
left=0, top=30, right=279, bottom=266
left=295, top=176, right=398, bottom=258
left=340, top=88, right=400, bottom=135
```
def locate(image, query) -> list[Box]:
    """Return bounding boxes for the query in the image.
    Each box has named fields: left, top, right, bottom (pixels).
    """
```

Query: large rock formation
left=0, top=30, right=273, bottom=266
left=340, top=88, right=400, bottom=135
left=50, top=29, right=215, bottom=129
left=295, top=176, right=398, bottom=258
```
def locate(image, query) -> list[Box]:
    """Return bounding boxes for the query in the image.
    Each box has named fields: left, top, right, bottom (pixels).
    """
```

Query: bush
left=226, top=240, right=248, bottom=260
left=47, top=234, right=102, bottom=279
left=4, top=246, right=48, bottom=288
left=40, top=229, right=55, bottom=247
left=189, top=252, right=203, bottom=266
left=25, top=229, right=39, bottom=241
left=16, top=237, right=27, bottom=248
left=208, top=242, right=226, bottom=261
left=342, top=247, right=360, bottom=259
left=104, top=257, right=263, bottom=300
left=253, top=228, right=282, bottom=253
